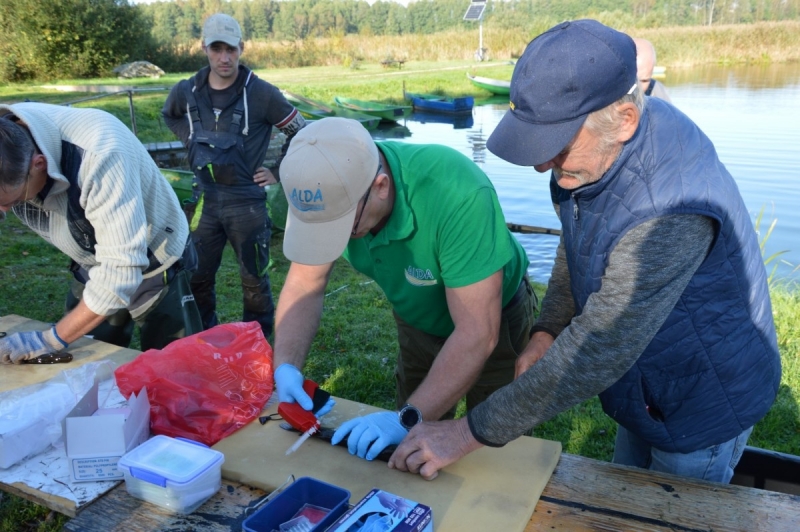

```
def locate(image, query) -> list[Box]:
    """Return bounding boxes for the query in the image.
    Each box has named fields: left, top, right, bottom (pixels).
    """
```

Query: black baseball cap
left=487, top=20, right=637, bottom=167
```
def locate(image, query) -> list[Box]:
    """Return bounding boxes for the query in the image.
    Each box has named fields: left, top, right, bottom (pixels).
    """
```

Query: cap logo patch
left=290, top=187, right=324, bottom=211
left=509, top=101, right=516, bottom=111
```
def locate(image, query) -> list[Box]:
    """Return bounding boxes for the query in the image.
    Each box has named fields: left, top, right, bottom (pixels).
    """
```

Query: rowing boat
left=404, top=90, right=474, bottom=115
left=466, top=73, right=511, bottom=96
left=333, top=96, right=412, bottom=122
left=282, top=91, right=380, bottom=130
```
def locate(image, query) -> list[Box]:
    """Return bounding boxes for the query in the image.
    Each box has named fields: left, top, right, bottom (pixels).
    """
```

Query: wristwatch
left=398, top=403, right=423, bottom=430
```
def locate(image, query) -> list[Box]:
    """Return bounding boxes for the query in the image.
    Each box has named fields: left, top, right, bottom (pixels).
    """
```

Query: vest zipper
left=213, top=108, right=221, bottom=131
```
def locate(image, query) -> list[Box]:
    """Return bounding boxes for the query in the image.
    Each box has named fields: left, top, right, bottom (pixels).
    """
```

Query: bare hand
left=388, top=417, right=482, bottom=480
left=253, top=167, right=277, bottom=187
left=515, top=330, right=554, bottom=379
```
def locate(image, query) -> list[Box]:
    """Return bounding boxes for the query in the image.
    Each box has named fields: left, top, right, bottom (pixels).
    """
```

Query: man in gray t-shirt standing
left=162, top=13, right=305, bottom=339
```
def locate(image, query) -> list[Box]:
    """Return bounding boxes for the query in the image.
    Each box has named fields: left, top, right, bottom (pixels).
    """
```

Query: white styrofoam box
left=117, top=435, right=225, bottom=514
left=0, top=381, right=76, bottom=469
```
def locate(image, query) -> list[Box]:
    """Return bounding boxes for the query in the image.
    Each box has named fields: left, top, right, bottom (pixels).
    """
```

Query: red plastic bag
left=115, top=322, right=273, bottom=446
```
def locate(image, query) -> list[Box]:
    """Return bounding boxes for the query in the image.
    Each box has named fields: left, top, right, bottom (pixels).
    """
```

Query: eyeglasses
left=351, top=163, right=382, bottom=236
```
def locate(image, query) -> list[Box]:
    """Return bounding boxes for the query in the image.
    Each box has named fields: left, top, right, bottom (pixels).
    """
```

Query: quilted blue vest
left=552, top=98, right=781, bottom=453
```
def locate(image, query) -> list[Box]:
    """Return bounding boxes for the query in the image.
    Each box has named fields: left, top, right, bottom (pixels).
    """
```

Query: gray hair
left=0, top=117, right=35, bottom=190
left=584, top=87, right=645, bottom=154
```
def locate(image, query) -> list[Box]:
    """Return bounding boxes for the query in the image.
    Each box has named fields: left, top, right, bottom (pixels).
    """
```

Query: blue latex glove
left=376, top=491, right=412, bottom=518
left=0, top=327, right=67, bottom=365
left=331, top=411, right=408, bottom=461
left=274, top=363, right=314, bottom=411
left=315, top=397, right=336, bottom=418
left=273, top=364, right=336, bottom=417
left=359, top=513, right=394, bottom=532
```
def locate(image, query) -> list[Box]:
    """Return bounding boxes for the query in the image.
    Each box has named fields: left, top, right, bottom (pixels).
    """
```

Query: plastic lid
left=118, top=435, right=224, bottom=485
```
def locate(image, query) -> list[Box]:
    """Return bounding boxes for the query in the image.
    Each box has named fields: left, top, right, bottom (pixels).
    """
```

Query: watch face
left=399, top=404, right=421, bottom=429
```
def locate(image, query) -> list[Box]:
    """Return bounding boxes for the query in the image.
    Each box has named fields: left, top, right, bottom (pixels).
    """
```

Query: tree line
left=1, top=0, right=798, bottom=81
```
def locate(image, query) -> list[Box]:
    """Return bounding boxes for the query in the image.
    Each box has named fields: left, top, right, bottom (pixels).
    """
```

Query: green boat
left=282, top=91, right=380, bottom=130
left=160, top=168, right=194, bottom=204
left=333, top=96, right=412, bottom=122
left=160, top=168, right=289, bottom=230
left=467, top=73, right=511, bottom=96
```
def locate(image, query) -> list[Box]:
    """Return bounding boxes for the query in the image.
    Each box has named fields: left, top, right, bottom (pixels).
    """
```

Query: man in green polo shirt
left=273, top=117, right=536, bottom=461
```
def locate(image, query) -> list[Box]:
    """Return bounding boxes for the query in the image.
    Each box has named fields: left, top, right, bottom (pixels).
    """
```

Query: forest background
left=2, top=0, right=800, bottom=81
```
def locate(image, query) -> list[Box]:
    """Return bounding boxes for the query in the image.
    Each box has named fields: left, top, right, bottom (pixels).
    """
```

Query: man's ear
left=617, top=102, right=640, bottom=143
left=375, top=171, right=391, bottom=200
left=239, top=42, right=245, bottom=53
left=31, top=153, right=47, bottom=172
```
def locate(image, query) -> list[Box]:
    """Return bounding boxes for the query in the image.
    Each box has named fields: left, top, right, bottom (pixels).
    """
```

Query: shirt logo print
left=404, top=265, right=437, bottom=287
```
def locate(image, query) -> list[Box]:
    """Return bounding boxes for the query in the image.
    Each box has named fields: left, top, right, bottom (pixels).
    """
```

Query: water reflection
left=664, top=62, right=800, bottom=90
left=371, top=122, right=411, bottom=140
left=369, top=64, right=800, bottom=284
left=407, top=111, right=474, bottom=129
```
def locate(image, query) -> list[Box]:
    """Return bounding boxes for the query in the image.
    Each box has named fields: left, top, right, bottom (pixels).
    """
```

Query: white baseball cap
left=202, top=13, right=242, bottom=47
left=280, top=117, right=380, bottom=265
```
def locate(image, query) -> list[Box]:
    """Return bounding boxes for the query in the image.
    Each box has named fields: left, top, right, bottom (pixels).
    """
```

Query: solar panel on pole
left=463, top=2, right=486, bottom=21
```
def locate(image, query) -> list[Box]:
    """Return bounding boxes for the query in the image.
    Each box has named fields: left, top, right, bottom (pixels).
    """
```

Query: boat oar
left=506, top=223, right=561, bottom=236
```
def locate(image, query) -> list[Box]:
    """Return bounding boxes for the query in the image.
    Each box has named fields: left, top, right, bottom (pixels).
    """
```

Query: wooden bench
left=380, top=59, right=405, bottom=69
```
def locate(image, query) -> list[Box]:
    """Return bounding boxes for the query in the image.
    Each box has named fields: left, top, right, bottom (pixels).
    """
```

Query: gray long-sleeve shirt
left=468, top=214, right=715, bottom=446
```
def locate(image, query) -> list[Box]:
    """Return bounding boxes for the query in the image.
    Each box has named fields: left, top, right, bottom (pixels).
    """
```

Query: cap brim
left=487, top=109, right=588, bottom=167
left=283, top=204, right=357, bottom=266
left=204, top=36, right=240, bottom=48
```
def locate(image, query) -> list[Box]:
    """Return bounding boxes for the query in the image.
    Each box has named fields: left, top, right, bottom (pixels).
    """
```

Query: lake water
left=372, top=63, right=800, bottom=285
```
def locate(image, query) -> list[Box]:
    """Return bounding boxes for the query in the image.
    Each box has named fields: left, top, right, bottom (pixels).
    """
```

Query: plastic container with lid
left=117, top=435, right=225, bottom=514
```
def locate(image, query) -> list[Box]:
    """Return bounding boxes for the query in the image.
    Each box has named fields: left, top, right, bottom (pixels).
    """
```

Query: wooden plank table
left=5, top=314, right=799, bottom=530
left=63, top=452, right=800, bottom=531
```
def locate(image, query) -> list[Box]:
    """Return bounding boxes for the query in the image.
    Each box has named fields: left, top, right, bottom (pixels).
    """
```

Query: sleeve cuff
left=529, top=324, right=558, bottom=340
left=466, top=410, right=507, bottom=448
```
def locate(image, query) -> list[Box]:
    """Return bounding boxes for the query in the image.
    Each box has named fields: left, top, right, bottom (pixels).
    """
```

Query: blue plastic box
left=242, top=477, right=351, bottom=532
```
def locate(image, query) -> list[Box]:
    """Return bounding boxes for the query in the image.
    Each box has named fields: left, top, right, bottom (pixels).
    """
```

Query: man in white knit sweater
left=0, top=103, right=202, bottom=364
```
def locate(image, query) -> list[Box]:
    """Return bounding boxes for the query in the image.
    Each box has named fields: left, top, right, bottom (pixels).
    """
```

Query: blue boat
left=404, top=90, right=474, bottom=115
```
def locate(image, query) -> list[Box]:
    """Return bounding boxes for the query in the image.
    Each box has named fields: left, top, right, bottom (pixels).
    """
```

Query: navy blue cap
left=487, top=20, right=637, bottom=167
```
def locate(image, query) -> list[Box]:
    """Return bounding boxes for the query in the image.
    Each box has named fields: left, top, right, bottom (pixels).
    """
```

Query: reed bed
left=171, top=20, right=800, bottom=71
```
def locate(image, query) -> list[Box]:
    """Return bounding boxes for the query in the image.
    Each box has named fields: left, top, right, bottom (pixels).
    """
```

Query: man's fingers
left=420, top=465, right=439, bottom=481
left=330, top=418, right=357, bottom=446
left=355, top=426, right=379, bottom=458
left=295, top=392, right=314, bottom=411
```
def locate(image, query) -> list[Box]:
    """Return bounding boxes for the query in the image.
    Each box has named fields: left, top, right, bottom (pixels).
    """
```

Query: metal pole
left=479, top=20, right=483, bottom=60
left=127, top=90, right=137, bottom=137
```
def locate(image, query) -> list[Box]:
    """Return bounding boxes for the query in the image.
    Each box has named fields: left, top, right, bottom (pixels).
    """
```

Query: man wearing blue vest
left=388, top=19, right=781, bottom=483
left=162, top=13, right=305, bottom=339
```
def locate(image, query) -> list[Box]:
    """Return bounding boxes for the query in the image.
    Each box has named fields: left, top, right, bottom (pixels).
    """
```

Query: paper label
left=71, top=456, right=123, bottom=481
